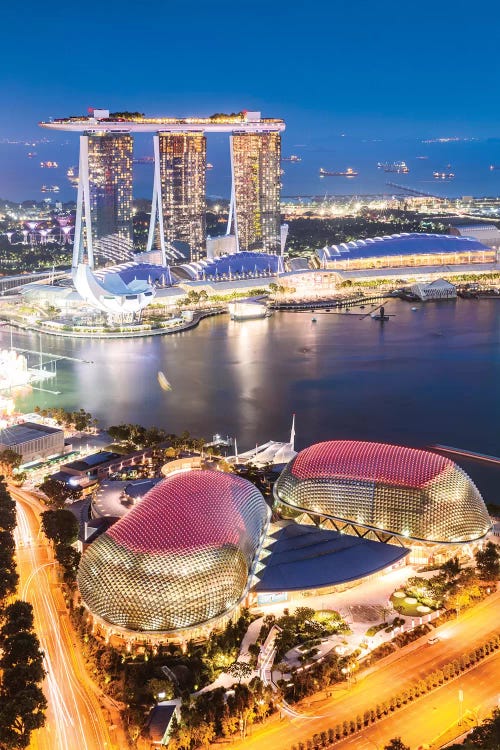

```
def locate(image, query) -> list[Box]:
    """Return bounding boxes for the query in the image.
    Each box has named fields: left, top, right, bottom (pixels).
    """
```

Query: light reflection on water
left=3, top=298, right=500, bottom=500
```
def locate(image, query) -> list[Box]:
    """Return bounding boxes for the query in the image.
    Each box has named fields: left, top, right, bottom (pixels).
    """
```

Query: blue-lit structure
left=317, top=233, right=491, bottom=263
left=172, top=251, right=283, bottom=281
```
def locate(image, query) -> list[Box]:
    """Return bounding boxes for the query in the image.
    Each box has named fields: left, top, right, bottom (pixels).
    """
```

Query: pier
left=429, top=445, right=500, bottom=466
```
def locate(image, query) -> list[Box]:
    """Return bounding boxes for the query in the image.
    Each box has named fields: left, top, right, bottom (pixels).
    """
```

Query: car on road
left=428, top=636, right=440, bottom=645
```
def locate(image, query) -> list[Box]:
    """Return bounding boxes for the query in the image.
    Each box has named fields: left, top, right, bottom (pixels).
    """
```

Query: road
left=337, top=652, right=500, bottom=749
left=230, top=591, right=500, bottom=750
left=12, top=486, right=121, bottom=750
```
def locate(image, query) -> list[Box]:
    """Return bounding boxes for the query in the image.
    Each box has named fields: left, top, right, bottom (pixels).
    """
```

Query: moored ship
left=319, top=167, right=358, bottom=177
left=433, top=171, right=455, bottom=180
left=377, top=161, right=409, bottom=173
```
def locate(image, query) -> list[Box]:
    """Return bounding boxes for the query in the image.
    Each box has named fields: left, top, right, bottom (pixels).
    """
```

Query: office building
left=0, top=422, right=65, bottom=465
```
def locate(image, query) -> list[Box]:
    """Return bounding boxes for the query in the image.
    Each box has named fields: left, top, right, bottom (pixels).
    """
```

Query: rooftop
left=318, top=233, right=491, bottom=262
left=62, top=451, right=120, bottom=472
left=0, top=421, right=63, bottom=447
left=40, top=110, right=285, bottom=134
left=290, top=440, right=453, bottom=488
left=108, top=470, right=268, bottom=555
left=255, top=522, right=408, bottom=592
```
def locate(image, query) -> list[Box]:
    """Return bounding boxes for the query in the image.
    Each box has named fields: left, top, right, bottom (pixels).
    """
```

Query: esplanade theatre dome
left=274, top=441, right=491, bottom=544
left=77, top=471, right=270, bottom=634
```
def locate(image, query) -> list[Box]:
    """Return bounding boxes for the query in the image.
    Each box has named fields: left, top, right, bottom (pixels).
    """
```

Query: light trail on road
left=231, top=591, right=500, bottom=750
left=13, top=488, right=116, bottom=750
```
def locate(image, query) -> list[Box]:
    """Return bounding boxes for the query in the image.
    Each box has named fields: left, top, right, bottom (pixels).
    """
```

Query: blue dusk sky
left=1, top=0, right=500, bottom=141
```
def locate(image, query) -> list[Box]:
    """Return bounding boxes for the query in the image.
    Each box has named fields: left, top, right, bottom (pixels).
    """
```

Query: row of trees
left=167, top=677, right=278, bottom=749
left=0, top=602, right=47, bottom=748
left=38, top=476, right=82, bottom=507
left=0, top=478, right=47, bottom=748
left=0, top=478, right=18, bottom=601
left=287, top=635, right=500, bottom=750
left=40, top=509, right=80, bottom=588
left=107, top=423, right=209, bottom=455
left=0, top=450, right=22, bottom=480
left=32, top=405, right=97, bottom=432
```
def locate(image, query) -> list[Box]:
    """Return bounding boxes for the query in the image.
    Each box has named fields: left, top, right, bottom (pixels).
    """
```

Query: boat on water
left=228, top=301, right=271, bottom=321
left=416, top=155, right=428, bottom=160
left=40, top=161, right=58, bottom=168
left=41, top=185, right=60, bottom=193
left=489, top=165, right=500, bottom=171
left=319, top=167, right=358, bottom=177
left=67, top=166, right=79, bottom=187
left=370, top=305, right=390, bottom=321
left=433, top=171, right=455, bottom=180
left=206, top=162, right=214, bottom=170
left=157, top=371, right=172, bottom=391
left=27, top=152, right=37, bottom=158
left=282, top=155, right=301, bottom=162
left=377, top=161, right=409, bottom=173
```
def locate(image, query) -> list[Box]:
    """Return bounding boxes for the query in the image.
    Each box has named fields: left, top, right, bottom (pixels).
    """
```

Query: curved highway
left=12, top=487, right=121, bottom=750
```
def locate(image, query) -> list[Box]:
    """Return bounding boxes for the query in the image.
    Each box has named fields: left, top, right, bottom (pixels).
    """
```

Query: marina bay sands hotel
left=40, top=110, right=285, bottom=267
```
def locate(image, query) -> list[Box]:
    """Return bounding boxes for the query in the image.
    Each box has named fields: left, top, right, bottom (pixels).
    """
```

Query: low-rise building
left=0, top=422, right=65, bottom=465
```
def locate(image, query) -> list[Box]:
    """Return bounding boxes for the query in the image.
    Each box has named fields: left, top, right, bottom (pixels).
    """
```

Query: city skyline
left=50, top=110, right=285, bottom=266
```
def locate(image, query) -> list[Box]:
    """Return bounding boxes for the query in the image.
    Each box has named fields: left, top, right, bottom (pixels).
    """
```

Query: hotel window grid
left=231, top=132, right=281, bottom=254
left=158, top=132, right=206, bottom=262
left=87, top=133, right=134, bottom=268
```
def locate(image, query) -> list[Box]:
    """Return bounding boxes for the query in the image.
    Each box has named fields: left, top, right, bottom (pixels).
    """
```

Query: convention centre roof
left=172, top=251, right=281, bottom=282
left=317, top=233, right=491, bottom=262
left=255, top=522, right=408, bottom=592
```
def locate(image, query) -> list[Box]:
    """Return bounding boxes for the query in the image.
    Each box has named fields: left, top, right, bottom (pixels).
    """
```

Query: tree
left=0, top=602, right=34, bottom=641
left=0, top=479, right=17, bottom=532
left=0, top=566, right=19, bottom=602
left=475, top=542, right=500, bottom=580
left=0, top=599, right=46, bottom=748
left=0, top=449, right=22, bottom=478
left=54, top=544, right=81, bottom=584
left=441, top=556, right=461, bottom=580
left=40, top=509, right=79, bottom=546
left=227, top=661, right=253, bottom=684
left=384, top=739, right=410, bottom=750
left=38, top=477, right=82, bottom=507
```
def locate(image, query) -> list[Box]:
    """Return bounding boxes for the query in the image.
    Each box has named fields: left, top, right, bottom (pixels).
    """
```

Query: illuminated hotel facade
left=41, top=111, right=285, bottom=266
left=155, top=132, right=207, bottom=262
left=74, top=132, right=134, bottom=268
left=230, top=132, right=281, bottom=253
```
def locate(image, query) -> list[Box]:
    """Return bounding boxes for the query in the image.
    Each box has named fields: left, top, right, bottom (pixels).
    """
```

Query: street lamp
left=458, top=689, right=464, bottom=726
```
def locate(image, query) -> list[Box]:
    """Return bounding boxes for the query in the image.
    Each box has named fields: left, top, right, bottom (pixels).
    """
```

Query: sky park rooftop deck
left=39, top=110, right=286, bottom=133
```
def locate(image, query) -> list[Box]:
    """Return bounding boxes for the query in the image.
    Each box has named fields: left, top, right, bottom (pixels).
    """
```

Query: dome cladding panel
left=277, top=441, right=491, bottom=543
left=77, top=471, right=269, bottom=632
left=290, top=441, right=452, bottom=487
